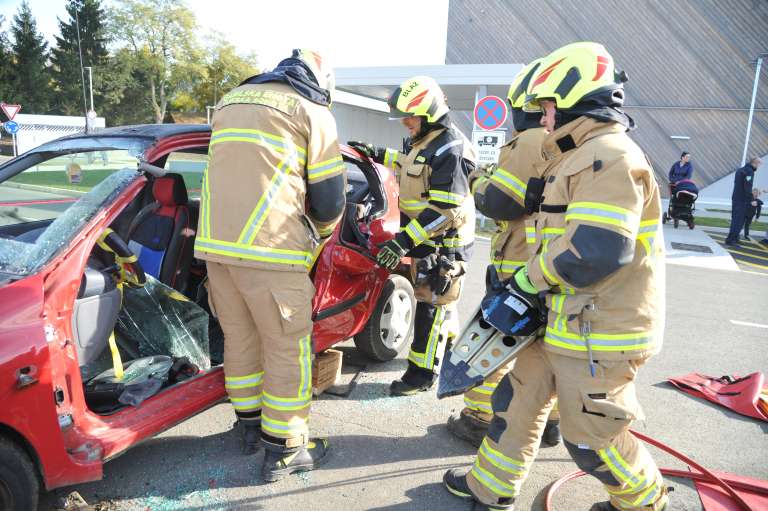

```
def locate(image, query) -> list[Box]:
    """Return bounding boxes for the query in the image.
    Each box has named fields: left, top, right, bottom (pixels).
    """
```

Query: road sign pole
left=12, top=132, right=16, bottom=157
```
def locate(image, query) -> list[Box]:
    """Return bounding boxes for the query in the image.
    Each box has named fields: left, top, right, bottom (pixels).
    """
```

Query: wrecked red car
left=0, top=124, right=415, bottom=509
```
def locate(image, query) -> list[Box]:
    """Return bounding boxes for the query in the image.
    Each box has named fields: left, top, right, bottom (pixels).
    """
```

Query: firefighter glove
left=348, top=141, right=385, bottom=164
left=430, top=256, right=457, bottom=295
left=376, top=236, right=408, bottom=270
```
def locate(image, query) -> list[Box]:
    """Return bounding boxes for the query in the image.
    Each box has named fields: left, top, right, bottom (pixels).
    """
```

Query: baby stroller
left=663, top=179, right=698, bottom=229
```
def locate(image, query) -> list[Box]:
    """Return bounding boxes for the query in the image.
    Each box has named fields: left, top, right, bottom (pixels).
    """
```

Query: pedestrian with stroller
left=668, top=152, right=693, bottom=189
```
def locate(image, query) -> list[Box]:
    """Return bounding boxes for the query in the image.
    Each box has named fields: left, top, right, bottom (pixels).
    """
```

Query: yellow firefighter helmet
left=388, top=75, right=450, bottom=123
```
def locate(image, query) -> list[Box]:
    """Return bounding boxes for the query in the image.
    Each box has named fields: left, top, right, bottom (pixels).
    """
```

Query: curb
left=0, top=181, right=86, bottom=198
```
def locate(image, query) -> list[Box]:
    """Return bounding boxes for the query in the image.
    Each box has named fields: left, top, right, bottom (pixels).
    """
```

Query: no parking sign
left=473, top=96, right=507, bottom=131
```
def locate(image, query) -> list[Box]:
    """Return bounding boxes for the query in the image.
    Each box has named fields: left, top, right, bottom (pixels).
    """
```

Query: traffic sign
left=1, top=103, right=21, bottom=121
left=473, top=96, right=507, bottom=131
left=3, top=120, right=19, bottom=135
left=472, top=130, right=506, bottom=165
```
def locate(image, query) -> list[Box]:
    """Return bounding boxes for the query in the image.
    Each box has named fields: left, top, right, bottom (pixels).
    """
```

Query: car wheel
left=673, top=218, right=679, bottom=228
left=354, top=275, right=415, bottom=362
left=688, top=220, right=695, bottom=230
left=662, top=212, right=668, bottom=224
left=0, top=437, right=39, bottom=511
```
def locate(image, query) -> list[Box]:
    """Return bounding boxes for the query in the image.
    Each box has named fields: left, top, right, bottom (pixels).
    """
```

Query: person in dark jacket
left=669, top=152, right=693, bottom=185
left=725, top=157, right=762, bottom=246
left=744, top=188, right=763, bottom=240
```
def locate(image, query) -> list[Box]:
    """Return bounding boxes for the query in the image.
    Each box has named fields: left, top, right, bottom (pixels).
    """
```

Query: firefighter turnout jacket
left=525, top=117, right=665, bottom=361
left=472, top=128, right=548, bottom=279
left=195, top=82, right=346, bottom=272
left=382, top=125, right=476, bottom=260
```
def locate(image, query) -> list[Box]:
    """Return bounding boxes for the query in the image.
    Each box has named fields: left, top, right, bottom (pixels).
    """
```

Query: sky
left=0, top=0, right=449, bottom=68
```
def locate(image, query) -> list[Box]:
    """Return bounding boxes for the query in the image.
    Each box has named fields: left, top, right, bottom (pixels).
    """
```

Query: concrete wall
left=698, top=153, right=768, bottom=205
left=331, top=103, right=405, bottom=151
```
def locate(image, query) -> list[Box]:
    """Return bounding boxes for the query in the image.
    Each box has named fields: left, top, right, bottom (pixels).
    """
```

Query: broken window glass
left=115, top=275, right=211, bottom=371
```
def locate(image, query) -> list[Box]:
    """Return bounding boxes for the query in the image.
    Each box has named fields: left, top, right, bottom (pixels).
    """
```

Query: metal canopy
left=335, top=64, right=523, bottom=111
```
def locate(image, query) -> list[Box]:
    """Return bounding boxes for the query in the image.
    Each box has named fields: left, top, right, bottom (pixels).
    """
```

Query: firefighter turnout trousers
left=466, top=342, right=665, bottom=510
left=207, top=263, right=314, bottom=449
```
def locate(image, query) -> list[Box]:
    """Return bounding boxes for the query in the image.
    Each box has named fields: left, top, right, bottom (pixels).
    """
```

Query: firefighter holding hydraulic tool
left=442, top=42, right=670, bottom=511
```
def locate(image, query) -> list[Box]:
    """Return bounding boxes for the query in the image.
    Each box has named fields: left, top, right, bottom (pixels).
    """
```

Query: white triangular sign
left=1, top=103, right=21, bottom=121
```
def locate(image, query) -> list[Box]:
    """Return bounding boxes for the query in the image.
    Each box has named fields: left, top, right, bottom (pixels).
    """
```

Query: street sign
left=3, top=121, right=19, bottom=135
left=1, top=103, right=21, bottom=121
left=473, top=96, right=507, bottom=131
left=472, top=130, right=506, bottom=166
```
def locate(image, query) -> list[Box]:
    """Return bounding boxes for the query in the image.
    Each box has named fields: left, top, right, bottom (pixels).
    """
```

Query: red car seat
left=127, top=174, right=195, bottom=292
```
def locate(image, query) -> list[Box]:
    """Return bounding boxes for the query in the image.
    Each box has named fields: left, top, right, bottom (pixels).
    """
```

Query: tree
left=182, top=35, right=259, bottom=112
left=0, top=16, right=13, bottom=102
left=110, top=0, right=199, bottom=123
left=9, top=1, right=51, bottom=112
left=50, top=0, right=109, bottom=116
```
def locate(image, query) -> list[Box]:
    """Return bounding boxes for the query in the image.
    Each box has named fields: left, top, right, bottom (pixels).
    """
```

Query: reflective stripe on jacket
left=472, top=128, right=547, bottom=279
left=195, top=82, right=345, bottom=272
left=526, top=117, right=665, bottom=361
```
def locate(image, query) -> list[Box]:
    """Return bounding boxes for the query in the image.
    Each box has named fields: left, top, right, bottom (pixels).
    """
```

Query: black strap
left=540, top=204, right=568, bottom=213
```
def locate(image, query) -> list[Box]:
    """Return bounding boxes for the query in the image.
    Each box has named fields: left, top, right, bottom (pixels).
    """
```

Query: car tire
left=688, top=220, right=695, bottom=230
left=354, top=275, right=415, bottom=362
left=662, top=212, right=668, bottom=224
left=673, top=218, right=679, bottom=228
left=0, top=437, right=39, bottom=511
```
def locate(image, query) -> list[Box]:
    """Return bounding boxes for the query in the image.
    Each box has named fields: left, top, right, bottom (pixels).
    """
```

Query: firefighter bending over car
left=349, top=76, right=476, bottom=396
left=447, top=60, right=561, bottom=450
left=442, top=42, right=670, bottom=511
left=194, top=49, right=345, bottom=482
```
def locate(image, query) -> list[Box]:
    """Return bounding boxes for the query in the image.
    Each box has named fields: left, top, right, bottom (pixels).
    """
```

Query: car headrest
left=152, top=173, right=187, bottom=207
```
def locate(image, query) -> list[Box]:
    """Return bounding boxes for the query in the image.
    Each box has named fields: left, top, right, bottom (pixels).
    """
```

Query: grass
left=688, top=216, right=768, bottom=230
left=8, top=169, right=115, bottom=192
left=7, top=169, right=203, bottom=194
left=704, top=208, right=732, bottom=213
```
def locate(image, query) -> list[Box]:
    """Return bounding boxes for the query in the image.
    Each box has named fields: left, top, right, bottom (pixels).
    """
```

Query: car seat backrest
left=128, top=173, right=195, bottom=293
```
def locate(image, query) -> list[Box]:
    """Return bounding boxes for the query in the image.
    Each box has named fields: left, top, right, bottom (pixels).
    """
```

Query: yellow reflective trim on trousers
left=479, top=438, right=526, bottom=475
left=424, top=307, right=446, bottom=370
left=490, top=167, right=526, bottom=200
left=225, top=371, right=264, bottom=389
left=263, top=391, right=311, bottom=411
left=472, top=383, right=499, bottom=395
left=525, top=226, right=536, bottom=244
left=230, top=393, right=263, bottom=411
left=261, top=415, right=307, bottom=436
left=492, top=258, right=525, bottom=274
left=194, top=237, right=312, bottom=268
left=298, top=335, right=312, bottom=399
left=464, top=397, right=493, bottom=412
left=470, top=462, right=518, bottom=497
left=598, top=446, right=644, bottom=490
left=200, top=165, right=211, bottom=238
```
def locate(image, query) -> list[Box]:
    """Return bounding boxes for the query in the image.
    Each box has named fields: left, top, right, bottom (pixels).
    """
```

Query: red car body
left=0, top=125, right=402, bottom=494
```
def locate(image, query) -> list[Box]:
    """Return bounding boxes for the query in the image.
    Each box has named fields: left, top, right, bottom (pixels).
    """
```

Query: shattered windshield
left=0, top=164, right=139, bottom=279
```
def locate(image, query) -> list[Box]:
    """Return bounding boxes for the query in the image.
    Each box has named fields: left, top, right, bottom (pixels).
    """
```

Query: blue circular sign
left=473, top=96, right=508, bottom=131
left=3, top=120, right=19, bottom=135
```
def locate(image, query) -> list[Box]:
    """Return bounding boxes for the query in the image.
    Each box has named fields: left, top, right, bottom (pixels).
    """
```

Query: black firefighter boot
left=590, top=486, right=671, bottom=511
left=540, top=419, right=561, bottom=448
left=262, top=438, right=330, bottom=482
left=234, top=418, right=262, bottom=455
left=390, top=362, right=436, bottom=396
left=447, top=409, right=490, bottom=448
left=444, top=467, right=515, bottom=510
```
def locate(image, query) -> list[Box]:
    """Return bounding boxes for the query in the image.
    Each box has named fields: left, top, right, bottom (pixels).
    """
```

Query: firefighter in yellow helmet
left=195, top=49, right=345, bottom=482
left=443, top=42, right=669, bottom=511
left=349, top=76, right=476, bottom=396
left=447, top=59, right=561, bottom=450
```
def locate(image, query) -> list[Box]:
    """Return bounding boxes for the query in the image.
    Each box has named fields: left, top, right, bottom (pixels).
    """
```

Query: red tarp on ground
left=694, top=471, right=768, bottom=511
left=668, top=372, right=768, bottom=422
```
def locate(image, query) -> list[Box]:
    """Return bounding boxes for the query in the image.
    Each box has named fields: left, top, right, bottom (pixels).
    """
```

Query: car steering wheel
left=96, top=228, right=147, bottom=287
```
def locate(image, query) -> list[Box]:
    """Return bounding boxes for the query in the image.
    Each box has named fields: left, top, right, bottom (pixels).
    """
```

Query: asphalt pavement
left=40, top=230, right=768, bottom=511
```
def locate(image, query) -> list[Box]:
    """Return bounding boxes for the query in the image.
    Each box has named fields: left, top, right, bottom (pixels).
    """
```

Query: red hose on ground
left=544, top=429, right=766, bottom=511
